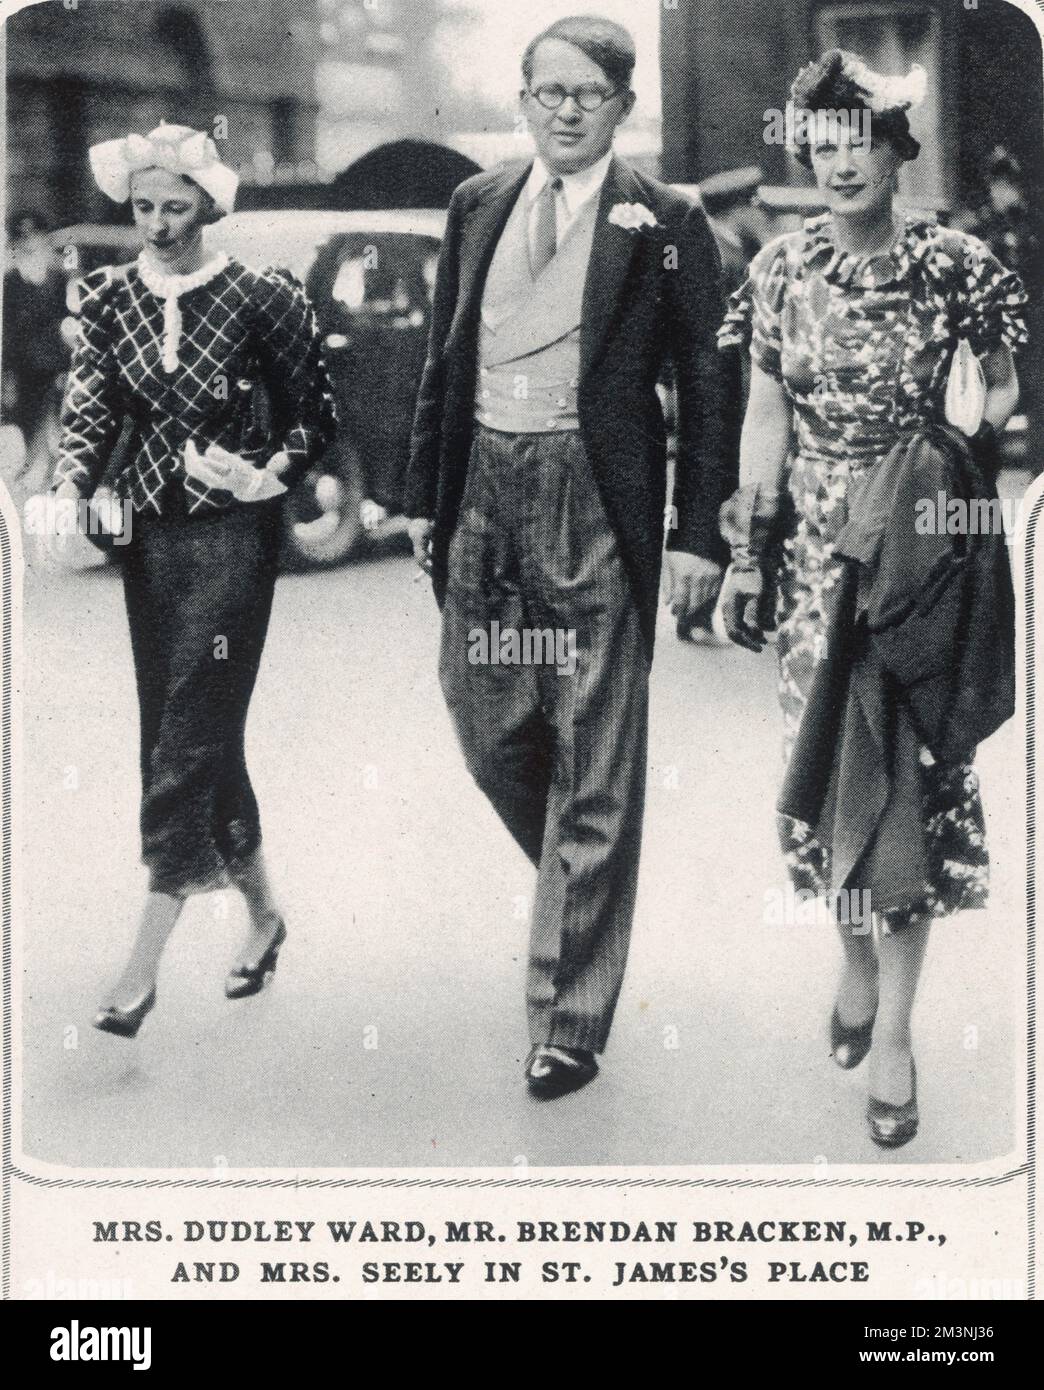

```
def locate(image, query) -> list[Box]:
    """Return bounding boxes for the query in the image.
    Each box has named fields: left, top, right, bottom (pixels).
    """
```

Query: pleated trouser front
left=439, top=426, right=649, bottom=1053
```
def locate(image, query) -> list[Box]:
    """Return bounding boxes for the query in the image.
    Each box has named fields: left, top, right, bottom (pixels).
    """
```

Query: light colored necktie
left=530, top=176, right=562, bottom=278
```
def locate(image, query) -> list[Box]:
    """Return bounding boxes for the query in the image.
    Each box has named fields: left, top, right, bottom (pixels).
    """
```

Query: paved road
left=15, top=508, right=1023, bottom=1172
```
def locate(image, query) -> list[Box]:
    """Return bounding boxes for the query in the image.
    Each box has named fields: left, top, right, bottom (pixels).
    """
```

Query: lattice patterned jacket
left=53, top=253, right=337, bottom=513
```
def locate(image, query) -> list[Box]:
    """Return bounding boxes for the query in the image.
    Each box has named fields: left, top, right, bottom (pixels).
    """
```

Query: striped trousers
left=439, top=426, right=649, bottom=1053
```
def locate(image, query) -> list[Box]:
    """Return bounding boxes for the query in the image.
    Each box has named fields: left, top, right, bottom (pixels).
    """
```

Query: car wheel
left=279, top=463, right=366, bottom=571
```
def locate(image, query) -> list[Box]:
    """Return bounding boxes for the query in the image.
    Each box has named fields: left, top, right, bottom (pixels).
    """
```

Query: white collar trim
left=136, top=250, right=229, bottom=300
left=136, top=252, right=229, bottom=373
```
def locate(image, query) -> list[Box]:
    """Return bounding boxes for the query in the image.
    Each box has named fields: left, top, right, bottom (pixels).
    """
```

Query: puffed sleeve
left=252, top=268, right=337, bottom=489
left=52, top=269, right=122, bottom=495
left=717, top=236, right=791, bottom=380
left=951, top=232, right=1028, bottom=358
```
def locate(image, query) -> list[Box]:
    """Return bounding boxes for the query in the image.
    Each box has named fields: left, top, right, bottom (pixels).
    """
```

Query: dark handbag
left=231, top=353, right=275, bottom=463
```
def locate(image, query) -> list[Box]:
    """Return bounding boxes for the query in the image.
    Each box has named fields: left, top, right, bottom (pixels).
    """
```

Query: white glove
left=183, top=440, right=288, bottom=502
left=184, top=439, right=234, bottom=492
left=233, top=454, right=289, bottom=502
left=206, top=442, right=289, bottom=501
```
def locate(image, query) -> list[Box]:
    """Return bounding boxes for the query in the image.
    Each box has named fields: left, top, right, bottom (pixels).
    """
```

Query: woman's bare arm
left=982, top=343, right=1020, bottom=432
left=739, top=362, right=794, bottom=491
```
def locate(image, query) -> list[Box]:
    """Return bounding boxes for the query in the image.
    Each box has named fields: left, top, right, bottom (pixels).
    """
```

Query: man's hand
left=408, top=517, right=434, bottom=576
left=720, top=564, right=768, bottom=653
left=663, top=551, right=723, bottom=625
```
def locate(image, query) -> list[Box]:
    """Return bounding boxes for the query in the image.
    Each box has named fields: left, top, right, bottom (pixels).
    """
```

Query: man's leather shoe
left=525, top=1045, right=598, bottom=1099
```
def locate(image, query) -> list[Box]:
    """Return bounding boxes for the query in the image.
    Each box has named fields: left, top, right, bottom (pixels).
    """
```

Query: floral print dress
left=720, top=212, right=1027, bottom=924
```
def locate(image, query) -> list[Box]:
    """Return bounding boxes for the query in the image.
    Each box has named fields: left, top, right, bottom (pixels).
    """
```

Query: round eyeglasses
left=527, top=83, right=622, bottom=113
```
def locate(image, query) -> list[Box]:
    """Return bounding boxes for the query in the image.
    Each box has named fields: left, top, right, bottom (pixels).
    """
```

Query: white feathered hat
left=88, top=123, right=239, bottom=214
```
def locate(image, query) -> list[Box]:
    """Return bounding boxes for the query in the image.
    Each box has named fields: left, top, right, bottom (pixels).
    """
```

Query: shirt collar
left=526, top=151, right=613, bottom=217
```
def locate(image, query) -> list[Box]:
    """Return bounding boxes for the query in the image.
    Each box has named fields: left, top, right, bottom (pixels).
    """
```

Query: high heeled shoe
left=868, top=1058, right=919, bottom=1149
left=92, top=989, right=157, bottom=1039
left=830, top=1004, right=876, bottom=1070
left=224, top=918, right=287, bottom=1000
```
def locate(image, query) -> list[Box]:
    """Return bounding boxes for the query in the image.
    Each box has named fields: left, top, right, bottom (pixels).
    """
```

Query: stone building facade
left=5, top=0, right=324, bottom=224
left=661, top=0, right=1042, bottom=215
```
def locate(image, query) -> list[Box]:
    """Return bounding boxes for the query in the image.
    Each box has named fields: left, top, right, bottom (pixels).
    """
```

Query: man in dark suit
left=406, top=14, right=739, bottom=1098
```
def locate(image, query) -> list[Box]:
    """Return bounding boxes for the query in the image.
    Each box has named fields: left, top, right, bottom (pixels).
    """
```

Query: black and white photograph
left=1, top=0, right=1042, bottom=1309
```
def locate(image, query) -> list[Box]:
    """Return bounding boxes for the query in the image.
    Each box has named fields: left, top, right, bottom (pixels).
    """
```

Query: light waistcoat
left=475, top=183, right=599, bottom=433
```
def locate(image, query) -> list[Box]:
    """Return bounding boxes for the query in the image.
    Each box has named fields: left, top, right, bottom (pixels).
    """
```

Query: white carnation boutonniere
left=608, top=201, right=659, bottom=233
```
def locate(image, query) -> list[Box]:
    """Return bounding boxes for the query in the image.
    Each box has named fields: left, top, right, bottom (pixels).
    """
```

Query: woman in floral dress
left=718, top=53, right=1026, bottom=1147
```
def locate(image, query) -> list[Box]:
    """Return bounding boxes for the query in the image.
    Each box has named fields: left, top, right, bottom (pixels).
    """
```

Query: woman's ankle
left=869, top=1036, right=915, bottom=1104
left=109, top=966, right=157, bottom=1006
left=871, top=1025, right=913, bottom=1057
left=836, top=957, right=878, bottom=1019
left=244, top=906, right=282, bottom=938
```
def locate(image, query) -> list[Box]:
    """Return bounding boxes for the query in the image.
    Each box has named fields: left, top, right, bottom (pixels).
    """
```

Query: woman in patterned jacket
left=717, top=54, right=1026, bottom=1148
left=52, top=125, right=336, bottom=1037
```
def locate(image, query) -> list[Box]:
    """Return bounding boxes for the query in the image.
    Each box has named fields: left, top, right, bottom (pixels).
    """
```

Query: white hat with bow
left=88, top=123, right=239, bottom=215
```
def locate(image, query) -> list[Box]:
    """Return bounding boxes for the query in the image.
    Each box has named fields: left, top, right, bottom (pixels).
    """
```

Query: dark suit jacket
left=404, top=154, right=740, bottom=656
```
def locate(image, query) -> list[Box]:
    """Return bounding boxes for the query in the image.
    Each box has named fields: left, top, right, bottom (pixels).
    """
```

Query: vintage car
left=208, top=209, right=446, bottom=568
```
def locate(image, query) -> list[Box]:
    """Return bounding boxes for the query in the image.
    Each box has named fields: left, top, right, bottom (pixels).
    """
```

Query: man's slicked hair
left=522, top=14, right=637, bottom=91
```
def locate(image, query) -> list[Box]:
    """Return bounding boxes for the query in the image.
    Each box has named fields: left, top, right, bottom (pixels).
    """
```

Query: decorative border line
left=1, top=0, right=1042, bottom=1300
left=2, top=503, right=11, bottom=1300
left=1023, top=483, right=1042, bottom=1299
left=7, top=1163, right=1032, bottom=1192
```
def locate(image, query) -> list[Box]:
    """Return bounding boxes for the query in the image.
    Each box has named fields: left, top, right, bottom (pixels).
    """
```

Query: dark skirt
left=120, top=489, right=283, bottom=896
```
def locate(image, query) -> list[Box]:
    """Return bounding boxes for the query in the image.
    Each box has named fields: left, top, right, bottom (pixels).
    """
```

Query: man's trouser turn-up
left=439, top=425, right=649, bottom=1054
